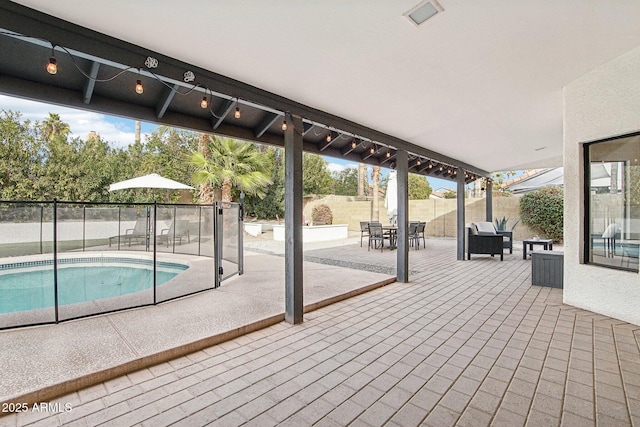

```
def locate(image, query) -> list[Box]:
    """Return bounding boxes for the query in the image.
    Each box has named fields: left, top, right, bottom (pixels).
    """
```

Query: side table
left=522, top=238, right=553, bottom=259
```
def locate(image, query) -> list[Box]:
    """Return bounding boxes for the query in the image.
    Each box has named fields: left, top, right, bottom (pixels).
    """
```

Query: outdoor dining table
left=382, top=226, right=398, bottom=249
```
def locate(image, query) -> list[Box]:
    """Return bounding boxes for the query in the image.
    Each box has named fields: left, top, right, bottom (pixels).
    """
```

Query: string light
left=326, top=133, right=332, bottom=143
left=281, top=119, right=287, bottom=131
left=200, top=96, right=208, bottom=109
left=351, top=140, right=357, bottom=149
left=135, top=80, right=144, bottom=94
left=370, top=146, right=375, bottom=154
left=386, top=151, right=391, bottom=158
left=234, top=98, right=241, bottom=119
left=46, top=56, right=57, bottom=75
left=417, top=159, right=422, bottom=166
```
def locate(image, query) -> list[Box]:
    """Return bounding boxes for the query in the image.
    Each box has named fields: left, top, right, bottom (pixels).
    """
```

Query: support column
left=485, top=179, right=493, bottom=222
left=396, top=150, right=409, bottom=282
left=284, top=113, right=304, bottom=324
left=457, top=170, right=466, bottom=260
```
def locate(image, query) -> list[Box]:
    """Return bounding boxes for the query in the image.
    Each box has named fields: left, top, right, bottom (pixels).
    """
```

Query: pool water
left=0, top=260, right=187, bottom=314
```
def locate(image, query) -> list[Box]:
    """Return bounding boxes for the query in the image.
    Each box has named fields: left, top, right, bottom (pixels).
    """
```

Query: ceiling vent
left=404, top=0, right=444, bottom=27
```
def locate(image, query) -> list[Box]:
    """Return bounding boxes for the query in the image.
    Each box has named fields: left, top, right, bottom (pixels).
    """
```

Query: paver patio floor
left=1, top=238, right=639, bottom=426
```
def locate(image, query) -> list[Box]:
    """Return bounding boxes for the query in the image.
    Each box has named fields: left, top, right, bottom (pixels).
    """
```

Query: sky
left=0, top=94, right=457, bottom=191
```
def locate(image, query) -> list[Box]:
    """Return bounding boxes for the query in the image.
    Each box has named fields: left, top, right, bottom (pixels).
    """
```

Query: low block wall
left=272, top=224, right=348, bottom=242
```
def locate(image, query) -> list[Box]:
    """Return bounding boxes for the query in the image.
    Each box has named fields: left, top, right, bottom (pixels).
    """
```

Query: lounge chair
left=109, top=219, right=148, bottom=247
left=157, top=219, right=191, bottom=247
left=467, top=222, right=505, bottom=261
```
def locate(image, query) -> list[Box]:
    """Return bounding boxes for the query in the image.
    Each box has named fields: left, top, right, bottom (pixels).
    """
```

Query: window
left=585, top=134, right=640, bottom=272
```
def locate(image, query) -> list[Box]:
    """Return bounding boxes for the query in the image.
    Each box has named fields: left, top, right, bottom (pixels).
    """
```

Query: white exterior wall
left=564, top=45, right=640, bottom=326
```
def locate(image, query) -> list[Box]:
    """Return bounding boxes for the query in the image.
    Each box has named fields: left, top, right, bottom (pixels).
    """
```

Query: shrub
left=519, top=186, right=564, bottom=242
left=311, top=204, right=333, bottom=225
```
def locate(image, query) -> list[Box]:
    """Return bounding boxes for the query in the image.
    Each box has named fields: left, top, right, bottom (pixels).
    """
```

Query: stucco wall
left=563, top=45, right=640, bottom=326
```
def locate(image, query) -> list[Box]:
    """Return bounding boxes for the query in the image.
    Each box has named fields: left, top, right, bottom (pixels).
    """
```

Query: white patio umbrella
left=385, top=170, right=398, bottom=226
left=108, top=173, right=194, bottom=191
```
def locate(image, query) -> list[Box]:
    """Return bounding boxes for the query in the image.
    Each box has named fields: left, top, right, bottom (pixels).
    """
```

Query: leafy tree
left=0, top=110, right=46, bottom=200
left=303, top=153, right=332, bottom=195
left=519, top=186, right=564, bottom=242
left=443, top=190, right=457, bottom=199
left=244, top=147, right=284, bottom=219
left=331, top=168, right=358, bottom=196
left=190, top=136, right=272, bottom=202
left=408, top=174, right=432, bottom=200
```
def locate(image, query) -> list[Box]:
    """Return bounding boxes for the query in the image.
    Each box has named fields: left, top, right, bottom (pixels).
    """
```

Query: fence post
left=153, top=202, right=157, bottom=304
left=213, top=202, right=222, bottom=288
left=40, top=205, right=44, bottom=254
left=198, top=206, right=202, bottom=256
left=82, top=206, right=86, bottom=252
left=239, top=193, right=244, bottom=275
left=53, top=199, right=59, bottom=323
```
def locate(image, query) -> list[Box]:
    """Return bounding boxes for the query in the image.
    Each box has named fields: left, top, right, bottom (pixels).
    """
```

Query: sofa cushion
left=474, top=222, right=497, bottom=236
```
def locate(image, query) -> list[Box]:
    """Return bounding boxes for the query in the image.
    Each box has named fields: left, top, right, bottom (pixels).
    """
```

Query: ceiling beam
left=155, top=84, right=178, bottom=119
left=254, top=112, right=279, bottom=139
left=82, top=61, right=100, bottom=105
left=303, top=122, right=314, bottom=136
left=211, top=98, right=234, bottom=129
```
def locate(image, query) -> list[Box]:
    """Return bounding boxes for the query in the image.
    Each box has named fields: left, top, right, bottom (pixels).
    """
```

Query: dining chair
left=368, top=223, right=385, bottom=252
left=359, top=221, right=370, bottom=247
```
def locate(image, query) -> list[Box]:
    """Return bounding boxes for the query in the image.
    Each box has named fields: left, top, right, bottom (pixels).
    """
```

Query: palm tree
left=190, top=136, right=272, bottom=202
left=41, top=113, right=70, bottom=142
left=197, top=133, right=214, bottom=204
left=372, top=165, right=381, bottom=221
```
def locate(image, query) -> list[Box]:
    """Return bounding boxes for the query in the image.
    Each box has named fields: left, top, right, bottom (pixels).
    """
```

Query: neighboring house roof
left=502, top=164, right=613, bottom=194
left=502, top=168, right=564, bottom=194
left=430, top=187, right=456, bottom=199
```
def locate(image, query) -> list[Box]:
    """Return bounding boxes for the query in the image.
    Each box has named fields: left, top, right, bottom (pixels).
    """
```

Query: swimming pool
left=0, top=257, right=188, bottom=314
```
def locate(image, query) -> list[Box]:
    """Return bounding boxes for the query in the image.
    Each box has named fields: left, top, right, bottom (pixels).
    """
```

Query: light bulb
left=370, top=147, right=375, bottom=154
left=281, top=120, right=287, bottom=131
left=234, top=107, right=241, bottom=119
left=386, top=151, right=391, bottom=158
left=326, top=134, right=332, bottom=142
left=200, top=97, right=208, bottom=109
left=439, top=165, right=443, bottom=171
left=428, top=163, right=433, bottom=169
left=46, top=57, right=57, bottom=75
left=417, top=159, right=422, bottom=166
left=351, top=141, right=357, bottom=149
left=135, top=80, right=144, bottom=94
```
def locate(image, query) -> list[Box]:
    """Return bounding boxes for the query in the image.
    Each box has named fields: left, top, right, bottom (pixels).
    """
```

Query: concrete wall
left=564, top=45, right=640, bottom=326
left=303, top=194, right=535, bottom=240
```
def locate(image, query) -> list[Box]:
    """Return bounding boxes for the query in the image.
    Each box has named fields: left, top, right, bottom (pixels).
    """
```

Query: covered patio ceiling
left=1, top=1, right=640, bottom=177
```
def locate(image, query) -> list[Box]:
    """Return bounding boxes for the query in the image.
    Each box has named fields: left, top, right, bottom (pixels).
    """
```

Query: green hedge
left=519, top=186, right=564, bottom=242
